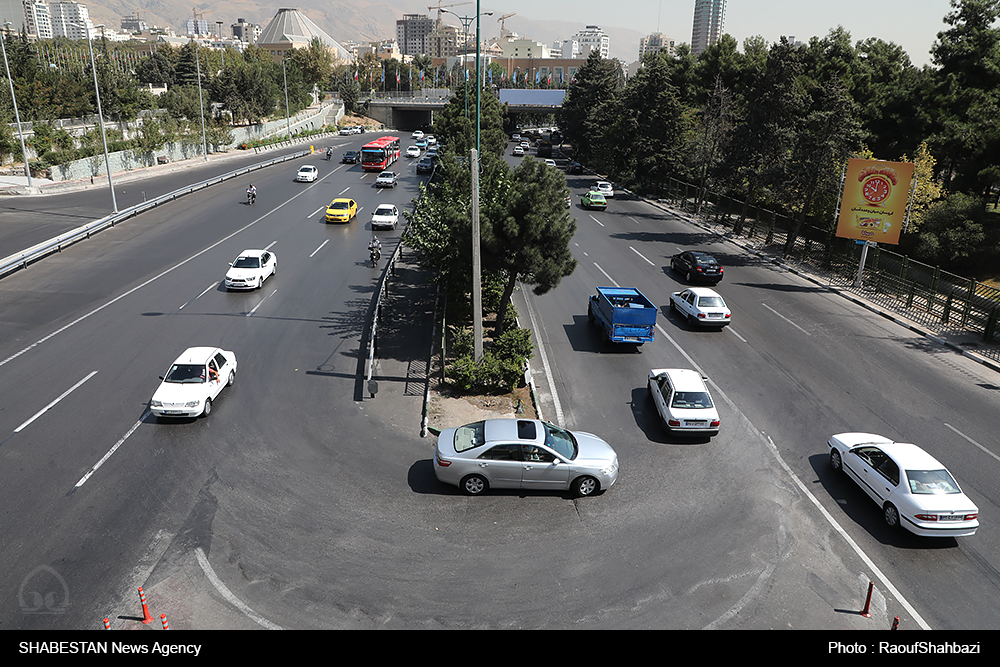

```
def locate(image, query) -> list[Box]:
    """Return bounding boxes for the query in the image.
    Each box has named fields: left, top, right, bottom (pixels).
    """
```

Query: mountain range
left=80, top=0, right=647, bottom=63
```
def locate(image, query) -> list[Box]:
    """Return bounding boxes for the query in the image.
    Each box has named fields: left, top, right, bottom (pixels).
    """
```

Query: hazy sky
left=488, top=0, right=962, bottom=67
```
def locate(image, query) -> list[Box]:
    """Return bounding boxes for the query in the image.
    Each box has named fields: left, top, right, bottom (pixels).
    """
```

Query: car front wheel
left=460, top=474, right=488, bottom=496
left=227, top=370, right=235, bottom=386
left=830, top=449, right=842, bottom=472
left=573, top=476, right=599, bottom=497
left=202, top=397, right=212, bottom=417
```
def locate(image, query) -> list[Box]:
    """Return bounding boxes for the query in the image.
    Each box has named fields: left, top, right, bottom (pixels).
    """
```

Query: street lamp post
left=193, top=40, right=208, bottom=160
left=0, top=22, right=31, bottom=188
left=79, top=23, right=118, bottom=213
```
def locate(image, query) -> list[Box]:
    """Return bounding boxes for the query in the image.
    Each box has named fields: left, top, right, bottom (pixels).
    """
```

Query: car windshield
left=543, top=422, right=578, bottom=460
left=671, top=391, right=714, bottom=409
left=454, top=421, right=485, bottom=453
left=330, top=201, right=350, bottom=210
left=164, top=364, right=206, bottom=383
left=379, top=172, right=394, bottom=179
left=232, top=257, right=260, bottom=268
left=697, top=296, right=725, bottom=308
left=907, top=469, right=962, bottom=494
left=374, top=207, right=395, bottom=216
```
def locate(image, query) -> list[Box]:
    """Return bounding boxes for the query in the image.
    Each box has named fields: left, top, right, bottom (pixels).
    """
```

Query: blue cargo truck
left=588, top=287, right=657, bottom=345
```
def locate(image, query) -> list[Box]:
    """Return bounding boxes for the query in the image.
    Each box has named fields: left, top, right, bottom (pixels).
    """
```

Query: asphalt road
left=0, top=135, right=997, bottom=631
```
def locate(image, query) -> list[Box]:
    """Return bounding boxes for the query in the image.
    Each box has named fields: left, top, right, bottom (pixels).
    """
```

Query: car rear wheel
left=460, top=474, right=488, bottom=496
left=830, top=449, right=842, bottom=472
left=202, top=397, right=212, bottom=417
left=884, top=503, right=901, bottom=529
left=573, top=476, right=599, bottom=497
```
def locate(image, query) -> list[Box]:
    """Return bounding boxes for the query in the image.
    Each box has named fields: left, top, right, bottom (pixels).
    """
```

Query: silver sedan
left=433, top=419, right=619, bottom=497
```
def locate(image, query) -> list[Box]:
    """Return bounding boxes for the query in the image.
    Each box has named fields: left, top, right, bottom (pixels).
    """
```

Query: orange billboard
left=836, top=159, right=915, bottom=245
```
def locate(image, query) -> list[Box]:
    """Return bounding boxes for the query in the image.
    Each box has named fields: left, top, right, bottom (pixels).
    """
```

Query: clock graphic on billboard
left=858, top=165, right=899, bottom=207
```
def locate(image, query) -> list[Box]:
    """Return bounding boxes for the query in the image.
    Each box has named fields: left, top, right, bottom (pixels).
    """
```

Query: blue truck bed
left=588, top=287, right=657, bottom=344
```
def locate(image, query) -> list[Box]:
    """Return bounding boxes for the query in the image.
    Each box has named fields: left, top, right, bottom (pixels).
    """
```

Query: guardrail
left=0, top=148, right=313, bottom=280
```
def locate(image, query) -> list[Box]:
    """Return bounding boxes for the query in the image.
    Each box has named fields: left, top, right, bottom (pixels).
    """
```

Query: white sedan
left=295, top=165, right=318, bottom=182
left=596, top=181, right=614, bottom=198
left=225, top=249, right=276, bottom=290
left=828, top=433, right=979, bottom=537
left=405, top=145, right=421, bottom=158
left=648, top=368, right=720, bottom=436
left=670, top=287, right=731, bottom=328
left=150, top=347, right=237, bottom=418
left=371, top=203, right=399, bottom=230
left=411, top=130, right=424, bottom=140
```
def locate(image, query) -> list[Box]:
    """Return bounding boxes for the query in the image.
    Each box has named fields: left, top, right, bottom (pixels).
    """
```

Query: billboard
left=498, top=89, right=566, bottom=106
left=835, top=159, right=915, bottom=245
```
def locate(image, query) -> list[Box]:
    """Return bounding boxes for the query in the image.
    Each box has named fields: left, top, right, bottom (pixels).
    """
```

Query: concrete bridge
left=360, top=92, right=563, bottom=131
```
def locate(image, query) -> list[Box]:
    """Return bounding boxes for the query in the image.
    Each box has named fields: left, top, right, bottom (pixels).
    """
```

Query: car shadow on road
left=407, top=459, right=607, bottom=499
left=659, top=304, right=730, bottom=333
left=808, top=453, right=960, bottom=550
left=564, top=315, right=647, bottom=353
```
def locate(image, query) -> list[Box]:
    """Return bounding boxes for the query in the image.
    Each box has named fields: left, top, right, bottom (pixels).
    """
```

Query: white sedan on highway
left=371, top=204, right=399, bottom=230
left=405, top=145, right=421, bottom=158
left=295, top=165, right=318, bottom=182
left=647, top=368, right=720, bottom=437
left=828, top=433, right=979, bottom=537
left=225, top=249, right=276, bottom=290
left=670, top=287, right=731, bottom=328
left=150, top=347, right=237, bottom=418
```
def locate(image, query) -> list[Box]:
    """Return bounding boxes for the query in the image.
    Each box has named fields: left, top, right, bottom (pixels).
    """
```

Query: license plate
left=684, top=421, right=707, bottom=427
left=939, top=515, right=965, bottom=522
left=707, top=313, right=721, bottom=318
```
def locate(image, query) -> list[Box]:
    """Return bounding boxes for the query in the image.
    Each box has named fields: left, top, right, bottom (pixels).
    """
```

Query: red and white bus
left=360, top=136, right=401, bottom=172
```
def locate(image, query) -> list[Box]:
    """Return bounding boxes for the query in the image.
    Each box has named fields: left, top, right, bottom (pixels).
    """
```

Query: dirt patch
left=426, top=381, right=536, bottom=434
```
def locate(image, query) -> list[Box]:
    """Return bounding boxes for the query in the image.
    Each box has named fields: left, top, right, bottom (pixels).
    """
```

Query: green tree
left=558, top=50, right=620, bottom=161
left=136, top=51, right=175, bottom=86
left=289, top=37, right=333, bottom=87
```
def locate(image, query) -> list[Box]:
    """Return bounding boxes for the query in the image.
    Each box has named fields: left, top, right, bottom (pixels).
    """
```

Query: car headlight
left=151, top=400, right=162, bottom=407
left=601, top=460, right=618, bottom=475
left=184, top=400, right=201, bottom=408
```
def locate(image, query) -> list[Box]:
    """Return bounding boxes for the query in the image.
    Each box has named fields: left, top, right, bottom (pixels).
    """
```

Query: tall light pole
left=192, top=40, right=208, bottom=160
left=79, top=23, right=118, bottom=213
left=0, top=22, right=31, bottom=187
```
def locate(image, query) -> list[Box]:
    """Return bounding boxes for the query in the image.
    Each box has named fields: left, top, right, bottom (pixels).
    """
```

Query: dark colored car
left=416, top=157, right=434, bottom=174
left=671, top=251, right=724, bottom=284
left=568, top=162, right=583, bottom=175
left=342, top=150, right=359, bottom=164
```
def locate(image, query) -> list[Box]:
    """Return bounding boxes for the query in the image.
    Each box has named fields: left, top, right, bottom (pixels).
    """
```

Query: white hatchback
left=648, top=368, right=720, bottom=436
left=150, top=347, right=237, bottom=418
left=670, top=287, right=731, bottom=328
left=596, top=181, right=614, bottom=198
left=225, top=249, right=276, bottom=290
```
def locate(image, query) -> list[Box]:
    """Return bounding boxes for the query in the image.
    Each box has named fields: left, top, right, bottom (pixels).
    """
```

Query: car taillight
left=711, top=420, right=720, bottom=427
left=668, top=419, right=680, bottom=427
left=696, top=266, right=704, bottom=273
left=725, top=313, right=731, bottom=319
left=697, top=313, right=706, bottom=318
left=965, top=513, right=978, bottom=520
left=436, top=454, right=451, bottom=467
left=914, top=514, right=938, bottom=521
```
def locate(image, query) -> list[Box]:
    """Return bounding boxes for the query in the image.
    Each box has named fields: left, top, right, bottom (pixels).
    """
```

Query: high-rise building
left=572, top=25, right=609, bottom=58
left=691, top=0, right=726, bottom=56
left=396, top=13, right=436, bottom=56
left=639, top=32, right=675, bottom=60
left=23, top=0, right=53, bottom=39
left=49, top=1, right=94, bottom=39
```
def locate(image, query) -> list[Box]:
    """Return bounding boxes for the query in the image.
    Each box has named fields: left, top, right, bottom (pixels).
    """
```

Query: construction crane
left=428, top=1, right=473, bottom=29
left=497, top=12, right=515, bottom=40
left=191, top=7, right=214, bottom=36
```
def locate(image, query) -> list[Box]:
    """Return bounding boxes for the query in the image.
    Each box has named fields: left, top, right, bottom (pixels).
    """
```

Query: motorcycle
left=247, top=190, right=256, bottom=206
left=325, top=149, right=333, bottom=161
left=370, top=246, right=381, bottom=268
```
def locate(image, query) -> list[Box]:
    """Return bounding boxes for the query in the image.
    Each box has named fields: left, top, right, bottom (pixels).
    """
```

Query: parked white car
left=150, top=347, right=237, bottom=418
left=669, top=287, right=731, bottom=328
left=828, top=433, right=979, bottom=537
left=648, top=368, right=720, bottom=436
left=371, top=204, right=399, bottom=230
left=225, top=249, right=276, bottom=290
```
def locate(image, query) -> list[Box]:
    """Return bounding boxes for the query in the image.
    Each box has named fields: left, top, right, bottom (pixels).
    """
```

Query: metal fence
left=662, top=178, right=1000, bottom=360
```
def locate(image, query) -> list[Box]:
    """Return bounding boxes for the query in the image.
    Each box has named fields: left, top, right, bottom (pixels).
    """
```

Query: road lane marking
left=195, top=548, right=283, bottom=630
left=14, top=371, right=98, bottom=433
left=74, top=410, right=148, bottom=489
left=309, top=239, right=329, bottom=257
left=247, top=289, right=277, bottom=317
left=312, top=206, right=326, bottom=218
left=593, top=263, right=619, bottom=287
left=589, top=214, right=604, bottom=227
left=520, top=284, right=563, bottom=426
left=760, top=302, right=811, bottom=335
left=629, top=246, right=655, bottom=266
left=944, top=423, right=1000, bottom=464
left=338, top=187, right=350, bottom=195
left=180, top=283, right=217, bottom=310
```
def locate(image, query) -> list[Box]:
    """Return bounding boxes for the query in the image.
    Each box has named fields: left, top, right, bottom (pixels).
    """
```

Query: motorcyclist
left=246, top=184, right=257, bottom=204
left=368, top=236, right=382, bottom=264
left=325, top=147, right=333, bottom=160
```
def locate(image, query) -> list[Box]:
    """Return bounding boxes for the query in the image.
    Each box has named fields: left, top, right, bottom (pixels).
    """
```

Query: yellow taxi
left=325, top=198, right=358, bottom=223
